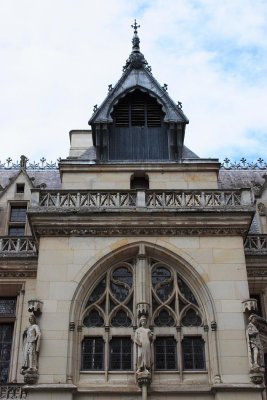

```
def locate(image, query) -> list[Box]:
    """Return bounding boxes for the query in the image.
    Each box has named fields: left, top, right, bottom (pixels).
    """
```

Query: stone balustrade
left=244, top=235, right=267, bottom=255
left=0, top=237, right=37, bottom=257
left=30, top=188, right=253, bottom=210
left=0, top=385, right=27, bottom=399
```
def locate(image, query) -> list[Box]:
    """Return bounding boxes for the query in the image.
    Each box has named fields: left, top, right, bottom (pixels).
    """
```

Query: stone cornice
left=59, top=160, right=220, bottom=173
left=33, top=225, right=248, bottom=237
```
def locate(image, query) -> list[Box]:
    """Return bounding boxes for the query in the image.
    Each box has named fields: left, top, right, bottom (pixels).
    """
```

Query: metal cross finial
left=131, top=19, right=140, bottom=35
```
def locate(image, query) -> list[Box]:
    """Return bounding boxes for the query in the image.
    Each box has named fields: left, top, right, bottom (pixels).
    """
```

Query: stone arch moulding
left=67, top=241, right=220, bottom=384
left=106, top=86, right=170, bottom=122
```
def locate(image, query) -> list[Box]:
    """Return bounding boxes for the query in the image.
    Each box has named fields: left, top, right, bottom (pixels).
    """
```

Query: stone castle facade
left=1, top=22, right=267, bottom=400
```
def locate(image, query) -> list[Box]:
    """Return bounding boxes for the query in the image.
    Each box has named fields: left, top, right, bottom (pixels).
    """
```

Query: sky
left=1, top=0, right=267, bottom=165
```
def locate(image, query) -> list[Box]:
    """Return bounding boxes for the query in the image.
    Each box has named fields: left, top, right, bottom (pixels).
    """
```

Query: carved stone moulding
left=0, top=270, right=37, bottom=278
left=250, top=372, right=264, bottom=385
left=23, top=369, right=39, bottom=385
left=28, top=299, right=43, bottom=316
left=137, top=302, right=149, bottom=318
left=34, top=226, right=248, bottom=237
left=242, top=299, right=258, bottom=314
left=136, top=369, right=151, bottom=387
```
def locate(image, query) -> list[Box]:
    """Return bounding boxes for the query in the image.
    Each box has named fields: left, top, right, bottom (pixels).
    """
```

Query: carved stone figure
left=21, top=315, right=41, bottom=378
left=246, top=314, right=264, bottom=371
left=134, top=316, right=153, bottom=373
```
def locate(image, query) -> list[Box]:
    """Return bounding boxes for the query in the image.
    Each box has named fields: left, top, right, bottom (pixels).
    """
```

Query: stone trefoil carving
left=20, top=314, right=41, bottom=384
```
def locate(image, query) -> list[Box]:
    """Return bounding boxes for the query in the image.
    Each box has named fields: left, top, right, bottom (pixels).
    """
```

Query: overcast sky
left=1, top=0, right=267, bottom=165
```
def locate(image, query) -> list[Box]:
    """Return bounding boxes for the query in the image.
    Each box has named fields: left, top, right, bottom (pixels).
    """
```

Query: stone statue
left=21, top=315, right=41, bottom=377
left=134, top=316, right=153, bottom=373
left=246, top=314, right=264, bottom=371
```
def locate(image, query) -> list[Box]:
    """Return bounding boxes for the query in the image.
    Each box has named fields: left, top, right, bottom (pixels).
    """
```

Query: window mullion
left=104, top=331, right=109, bottom=381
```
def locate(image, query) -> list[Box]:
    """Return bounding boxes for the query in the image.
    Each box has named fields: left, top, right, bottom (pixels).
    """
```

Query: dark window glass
left=152, top=266, right=171, bottom=286
left=154, top=337, right=177, bottom=370
left=110, top=337, right=132, bottom=370
left=156, top=282, right=173, bottom=302
left=0, top=298, right=16, bottom=317
left=181, top=309, right=202, bottom=327
left=10, top=207, right=27, bottom=222
left=111, top=310, right=132, bottom=327
left=0, top=324, right=14, bottom=383
left=86, top=278, right=106, bottom=307
left=177, top=276, right=198, bottom=305
left=112, top=267, right=132, bottom=286
left=182, top=337, right=205, bottom=370
left=130, top=175, right=149, bottom=190
left=81, top=337, right=104, bottom=370
left=154, top=309, right=175, bottom=327
left=8, top=227, right=25, bottom=236
left=111, top=283, right=129, bottom=302
left=83, top=310, right=104, bottom=327
left=16, top=183, right=25, bottom=193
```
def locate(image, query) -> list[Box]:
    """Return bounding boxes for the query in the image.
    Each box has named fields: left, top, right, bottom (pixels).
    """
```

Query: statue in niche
left=246, top=314, right=264, bottom=371
left=134, top=315, right=153, bottom=373
left=21, top=315, right=41, bottom=377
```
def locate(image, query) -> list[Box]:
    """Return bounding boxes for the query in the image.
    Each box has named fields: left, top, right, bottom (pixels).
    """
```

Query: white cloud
left=0, top=0, right=267, bottom=163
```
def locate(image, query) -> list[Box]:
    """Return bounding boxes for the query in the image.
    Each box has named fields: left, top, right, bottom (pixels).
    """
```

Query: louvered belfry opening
left=109, top=90, right=168, bottom=160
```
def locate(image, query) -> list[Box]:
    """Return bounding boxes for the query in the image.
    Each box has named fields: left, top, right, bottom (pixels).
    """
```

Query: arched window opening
left=130, top=173, right=149, bottom=189
left=80, top=253, right=207, bottom=378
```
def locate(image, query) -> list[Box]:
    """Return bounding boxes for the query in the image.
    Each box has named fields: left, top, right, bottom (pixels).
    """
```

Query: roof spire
left=123, top=19, right=147, bottom=71
left=131, top=19, right=140, bottom=35
left=131, top=19, right=141, bottom=52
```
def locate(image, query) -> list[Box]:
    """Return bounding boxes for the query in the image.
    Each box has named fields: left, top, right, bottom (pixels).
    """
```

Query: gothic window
left=8, top=205, right=27, bottom=236
left=154, top=337, right=177, bottom=370
left=109, top=337, right=132, bottom=370
left=182, top=337, right=205, bottom=370
left=81, top=337, right=104, bottom=370
left=0, top=297, right=17, bottom=383
left=80, top=256, right=206, bottom=377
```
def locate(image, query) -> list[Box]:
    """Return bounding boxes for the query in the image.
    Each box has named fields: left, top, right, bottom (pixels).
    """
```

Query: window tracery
left=80, top=255, right=207, bottom=377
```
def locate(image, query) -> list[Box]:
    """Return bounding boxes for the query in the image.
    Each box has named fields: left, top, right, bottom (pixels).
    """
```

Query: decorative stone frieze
left=33, top=226, right=248, bottom=237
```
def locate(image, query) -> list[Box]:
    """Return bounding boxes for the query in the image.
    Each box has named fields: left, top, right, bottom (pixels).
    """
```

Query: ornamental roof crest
left=89, top=20, right=189, bottom=127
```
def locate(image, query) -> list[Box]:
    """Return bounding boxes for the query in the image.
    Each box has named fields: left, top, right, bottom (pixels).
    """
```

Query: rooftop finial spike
left=131, top=19, right=141, bottom=52
left=122, top=19, right=147, bottom=71
left=131, top=19, right=140, bottom=35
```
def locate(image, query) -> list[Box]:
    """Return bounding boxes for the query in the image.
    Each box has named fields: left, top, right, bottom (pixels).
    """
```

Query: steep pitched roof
left=89, top=21, right=188, bottom=128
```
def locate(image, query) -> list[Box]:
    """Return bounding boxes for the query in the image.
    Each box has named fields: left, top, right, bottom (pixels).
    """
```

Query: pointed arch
left=67, top=241, right=220, bottom=384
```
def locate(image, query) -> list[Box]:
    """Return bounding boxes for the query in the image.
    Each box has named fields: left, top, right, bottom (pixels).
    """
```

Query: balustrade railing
left=39, top=191, right=137, bottom=208
left=0, top=237, right=37, bottom=255
left=244, top=235, right=267, bottom=254
left=33, top=189, right=251, bottom=210
left=145, top=190, right=243, bottom=208
left=0, top=385, right=26, bottom=399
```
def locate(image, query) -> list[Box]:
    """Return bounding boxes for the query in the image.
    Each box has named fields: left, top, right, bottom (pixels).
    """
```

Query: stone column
left=135, top=243, right=150, bottom=319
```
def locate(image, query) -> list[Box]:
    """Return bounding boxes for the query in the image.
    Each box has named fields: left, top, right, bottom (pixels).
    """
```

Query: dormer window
left=113, top=90, right=163, bottom=128
left=109, top=90, right=168, bottom=161
left=16, top=183, right=25, bottom=193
